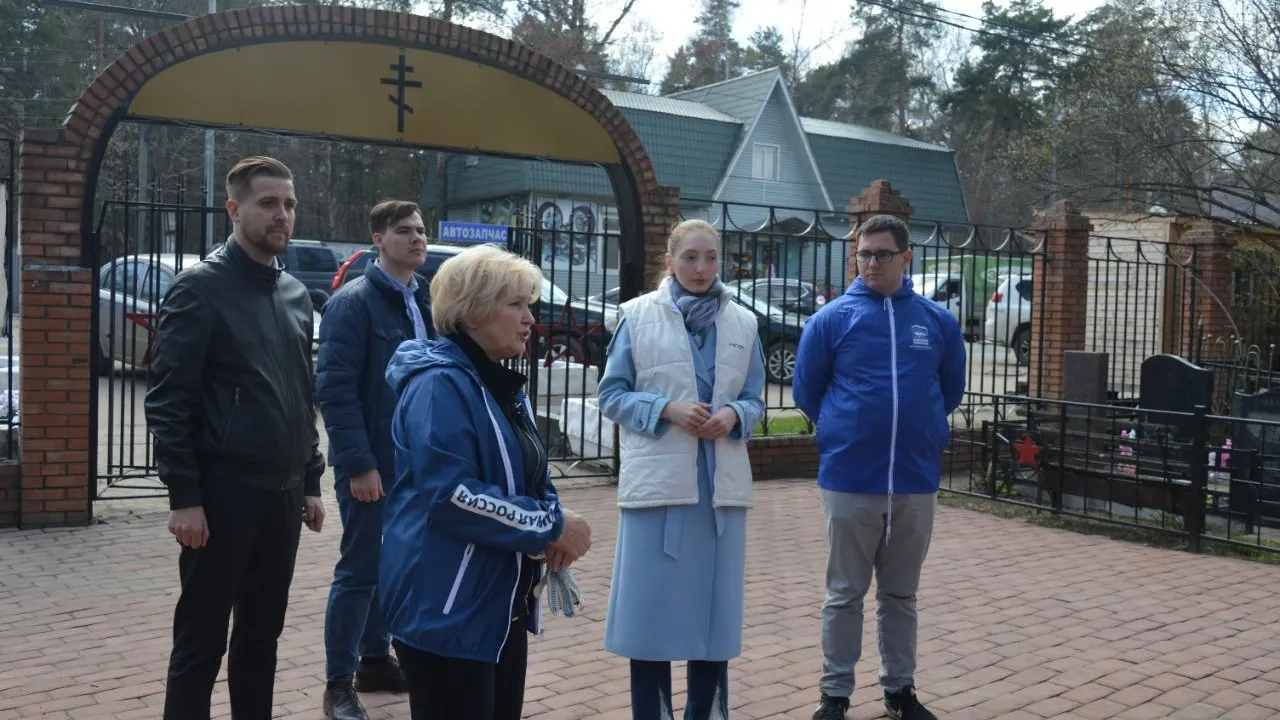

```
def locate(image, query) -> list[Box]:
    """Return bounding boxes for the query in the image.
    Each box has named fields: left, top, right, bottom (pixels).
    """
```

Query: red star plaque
left=1012, top=434, right=1042, bottom=467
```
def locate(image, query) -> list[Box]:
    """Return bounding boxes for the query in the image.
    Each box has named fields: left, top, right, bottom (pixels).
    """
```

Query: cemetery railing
left=948, top=393, right=1280, bottom=556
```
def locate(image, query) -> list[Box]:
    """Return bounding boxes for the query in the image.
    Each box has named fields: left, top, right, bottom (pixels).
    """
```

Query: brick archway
left=12, top=6, right=682, bottom=527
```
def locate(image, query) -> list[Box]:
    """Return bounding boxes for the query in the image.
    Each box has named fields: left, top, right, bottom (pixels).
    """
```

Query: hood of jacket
left=385, top=336, right=473, bottom=397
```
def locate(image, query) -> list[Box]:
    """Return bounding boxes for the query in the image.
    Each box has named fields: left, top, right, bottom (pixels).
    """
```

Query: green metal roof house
left=421, top=68, right=969, bottom=296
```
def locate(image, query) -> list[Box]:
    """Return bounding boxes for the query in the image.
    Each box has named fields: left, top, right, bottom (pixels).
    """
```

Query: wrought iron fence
left=89, top=192, right=626, bottom=499
left=943, top=394, right=1280, bottom=556
left=0, top=138, right=16, bottom=462
left=1085, top=234, right=1197, bottom=401
left=1186, top=241, right=1280, bottom=413
left=92, top=193, right=225, bottom=500
left=503, top=219, right=619, bottom=479
left=674, top=198, right=1048, bottom=436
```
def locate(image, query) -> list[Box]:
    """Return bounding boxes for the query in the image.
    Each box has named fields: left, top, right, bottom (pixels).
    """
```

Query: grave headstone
left=1229, top=388, right=1280, bottom=525
left=1139, top=354, right=1213, bottom=440
left=1063, top=351, right=1109, bottom=404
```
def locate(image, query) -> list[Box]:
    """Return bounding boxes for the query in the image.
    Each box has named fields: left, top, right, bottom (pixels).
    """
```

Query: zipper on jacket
left=268, top=292, right=295, bottom=488
left=219, top=387, right=241, bottom=450
left=884, top=297, right=899, bottom=542
left=480, top=387, right=524, bottom=652
left=442, top=543, right=475, bottom=614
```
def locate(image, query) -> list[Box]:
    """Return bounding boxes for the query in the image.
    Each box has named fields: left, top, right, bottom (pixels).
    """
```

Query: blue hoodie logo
left=911, top=324, right=931, bottom=351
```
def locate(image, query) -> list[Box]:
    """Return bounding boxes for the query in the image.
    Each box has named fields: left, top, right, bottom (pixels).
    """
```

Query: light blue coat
left=598, top=316, right=766, bottom=661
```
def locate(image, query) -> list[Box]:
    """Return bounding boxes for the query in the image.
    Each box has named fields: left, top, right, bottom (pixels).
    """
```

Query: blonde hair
left=430, top=244, right=542, bottom=336
left=664, top=219, right=721, bottom=278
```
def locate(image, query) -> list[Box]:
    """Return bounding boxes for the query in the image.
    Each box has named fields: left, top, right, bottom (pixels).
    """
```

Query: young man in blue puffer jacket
left=793, top=214, right=967, bottom=720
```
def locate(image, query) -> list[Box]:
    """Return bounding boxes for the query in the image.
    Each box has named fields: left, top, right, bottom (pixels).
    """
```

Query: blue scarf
left=671, top=278, right=724, bottom=348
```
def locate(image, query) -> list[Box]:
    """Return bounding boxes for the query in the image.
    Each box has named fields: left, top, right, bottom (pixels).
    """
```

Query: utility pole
left=203, top=0, right=215, bottom=246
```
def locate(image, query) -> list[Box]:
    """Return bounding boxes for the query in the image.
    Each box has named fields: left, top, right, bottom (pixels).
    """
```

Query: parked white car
left=97, top=254, right=322, bottom=374
left=915, top=272, right=964, bottom=328
left=983, top=274, right=1033, bottom=365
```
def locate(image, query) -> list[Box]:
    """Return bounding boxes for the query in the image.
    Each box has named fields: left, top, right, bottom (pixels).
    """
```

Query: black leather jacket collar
left=224, top=236, right=283, bottom=286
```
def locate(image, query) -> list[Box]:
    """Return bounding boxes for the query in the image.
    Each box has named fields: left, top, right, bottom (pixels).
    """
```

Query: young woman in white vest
left=597, top=218, right=767, bottom=719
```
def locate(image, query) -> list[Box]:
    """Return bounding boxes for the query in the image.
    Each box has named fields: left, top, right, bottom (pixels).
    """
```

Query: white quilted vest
left=615, top=278, right=758, bottom=509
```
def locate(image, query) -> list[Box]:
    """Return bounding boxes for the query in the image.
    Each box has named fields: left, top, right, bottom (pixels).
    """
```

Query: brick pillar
left=1030, top=200, right=1092, bottom=398
left=1171, top=220, right=1237, bottom=357
left=845, top=179, right=915, bottom=286
left=641, top=185, right=681, bottom=291
left=17, top=130, right=93, bottom=527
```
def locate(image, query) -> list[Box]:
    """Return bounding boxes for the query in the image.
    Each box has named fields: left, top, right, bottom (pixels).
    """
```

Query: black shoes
left=354, top=654, right=408, bottom=693
left=324, top=655, right=406, bottom=719
left=884, top=685, right=937, bottom=720
left=812, top=693, right=850, bottom=720
left=322, top=681, right=369, bottom=720
left=811, top=686, right=936, bottom=720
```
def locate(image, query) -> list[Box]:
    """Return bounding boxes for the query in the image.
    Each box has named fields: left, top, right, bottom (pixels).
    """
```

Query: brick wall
left=16, top=129, right=95, bottom=527
left=642, top=185, right=681, bottom=290
left=748, top=435, right=819, bottom=481
left=1030, top=201, right=1092, bottom=398
left=845, top=180, right=915, bottom=286
left=12, top=7, right=668, bottom=527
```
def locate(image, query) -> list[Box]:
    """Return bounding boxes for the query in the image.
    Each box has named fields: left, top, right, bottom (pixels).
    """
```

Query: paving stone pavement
left=3, top=479, right=1280, bottom=720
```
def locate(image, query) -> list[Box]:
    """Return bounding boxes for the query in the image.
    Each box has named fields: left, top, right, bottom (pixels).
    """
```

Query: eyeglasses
left=855, top=250, right=903, bottom=264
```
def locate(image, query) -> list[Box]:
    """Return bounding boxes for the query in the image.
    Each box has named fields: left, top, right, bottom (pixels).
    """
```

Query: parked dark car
left=581, top=285, right=804, bottom=385
left=730, top=293, right=805, bottom=385
left=328, top=242, right=613, bottom=366
left=282, top=239, right=342, bottom=311
left=726, top=278, right=828, bottom=317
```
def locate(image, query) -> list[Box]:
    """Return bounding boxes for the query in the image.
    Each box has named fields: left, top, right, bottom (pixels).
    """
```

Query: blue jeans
left=324, top=471, right=390, bottom=681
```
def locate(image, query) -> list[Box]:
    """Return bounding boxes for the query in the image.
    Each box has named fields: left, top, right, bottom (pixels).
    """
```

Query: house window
left=752, top=143, right=779, bottom=181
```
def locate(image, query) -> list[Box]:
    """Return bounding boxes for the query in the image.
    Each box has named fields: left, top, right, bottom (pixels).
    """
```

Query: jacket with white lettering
left=379, top=338, right=566, bottom=663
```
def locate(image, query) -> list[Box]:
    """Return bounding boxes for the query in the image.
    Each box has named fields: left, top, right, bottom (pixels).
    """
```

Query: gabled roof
left=669, top=68, right=780, bottom=122
left=602, top=90, right=738, bottom=123
left=695, top=68, right=833, bottom=211
left=806, top=131, right=969, bottom=223
left=1209, top=189, right=1280, bottom=227
left=800, top=117, right=950, bottom=153
left=425, top=69, right=970, bottom=223
left=429, top=103, right=741, bottom=207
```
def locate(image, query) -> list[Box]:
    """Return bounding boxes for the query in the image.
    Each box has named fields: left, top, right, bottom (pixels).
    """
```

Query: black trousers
left=162, top=482, right=304, bottom=720
left=393, top=616, right=529, bottom=720
left=630, top=659, right=730, bottom=720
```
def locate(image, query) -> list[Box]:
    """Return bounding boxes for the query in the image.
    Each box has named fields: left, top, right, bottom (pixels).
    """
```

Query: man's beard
left=247, top=226, right=289, bottom=257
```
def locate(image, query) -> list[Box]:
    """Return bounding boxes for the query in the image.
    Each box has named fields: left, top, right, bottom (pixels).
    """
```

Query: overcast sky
left=625, top=0, right=1107, bottom=85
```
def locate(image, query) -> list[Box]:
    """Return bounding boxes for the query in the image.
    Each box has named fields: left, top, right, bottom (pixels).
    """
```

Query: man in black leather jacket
left=145, top=155, right=327, bottom=720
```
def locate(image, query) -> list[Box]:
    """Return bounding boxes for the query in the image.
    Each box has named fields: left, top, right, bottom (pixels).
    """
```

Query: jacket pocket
left=219, top=387, right=241, bottom=450
left=442, top=542, right=475, bottom=615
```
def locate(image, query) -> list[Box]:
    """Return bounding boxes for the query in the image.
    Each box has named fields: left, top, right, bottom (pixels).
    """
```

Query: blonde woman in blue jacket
left=598, top=219, right=767, bottom=720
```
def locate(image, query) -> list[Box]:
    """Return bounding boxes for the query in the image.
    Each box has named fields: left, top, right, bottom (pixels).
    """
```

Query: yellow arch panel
left=127, top=40, right=621, bottom=164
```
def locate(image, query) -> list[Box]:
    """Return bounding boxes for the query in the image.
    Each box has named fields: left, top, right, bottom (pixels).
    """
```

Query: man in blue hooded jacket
left=793, top=214, right=966, bottom=720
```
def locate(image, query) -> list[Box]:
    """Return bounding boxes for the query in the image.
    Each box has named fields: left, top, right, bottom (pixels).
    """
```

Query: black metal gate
left=90, top=196, right=621, bottom=500
left=0, top=138, right=16, bottom=463
left=91, top=198, right=224, bottom=500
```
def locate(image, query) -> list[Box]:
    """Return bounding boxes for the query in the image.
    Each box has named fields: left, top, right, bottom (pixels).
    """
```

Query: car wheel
left=1013, top=324, right=1031, bottom=367
left=767, top=341, right=798, bottom=385
left=539, top=334, right=585, bottom=366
